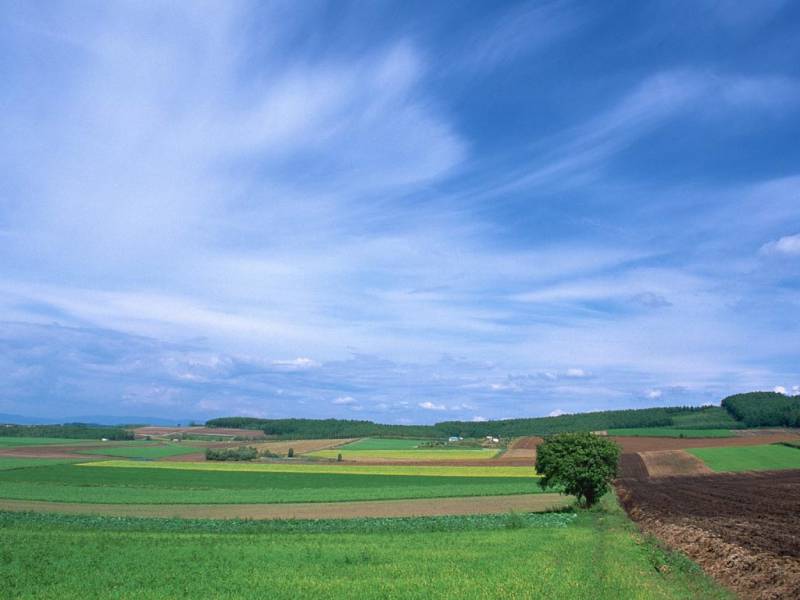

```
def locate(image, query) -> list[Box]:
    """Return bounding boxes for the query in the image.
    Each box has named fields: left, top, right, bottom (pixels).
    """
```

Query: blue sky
left=1, top=1, right=799, bottom=423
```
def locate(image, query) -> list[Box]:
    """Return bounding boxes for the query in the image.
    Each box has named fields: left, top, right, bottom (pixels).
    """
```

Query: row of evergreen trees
left=721, top=391, right=800, bottom=427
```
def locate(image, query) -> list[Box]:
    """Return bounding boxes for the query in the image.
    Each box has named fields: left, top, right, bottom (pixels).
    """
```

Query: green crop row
left=0, top=464, right=542, bottom=504
left=0, top=509, right=576, bottom=535
left=81, top=459, right=533, bottom=477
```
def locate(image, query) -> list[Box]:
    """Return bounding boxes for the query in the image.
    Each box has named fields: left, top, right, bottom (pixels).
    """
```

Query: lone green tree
left=535, top=432, right=620, bottom=507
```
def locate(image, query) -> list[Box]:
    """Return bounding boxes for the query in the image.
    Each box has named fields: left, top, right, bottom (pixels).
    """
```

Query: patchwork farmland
left=1, top=408, right=799, bottom=598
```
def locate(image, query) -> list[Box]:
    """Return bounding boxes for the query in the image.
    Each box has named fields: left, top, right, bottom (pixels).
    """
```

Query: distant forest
left=722, top=392, right=800, bottom=427
left=206, top=404, right=746, bottom=439
left=0, top=423, right=134, bottom=440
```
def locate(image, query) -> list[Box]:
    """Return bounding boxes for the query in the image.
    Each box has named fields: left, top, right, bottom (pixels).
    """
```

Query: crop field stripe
left=0, top=509, right=578, bottom=534
left=0, top=493, right=570, bottom=519
left=607, top=428, right=733, bottom=438
left=77, top=444, right=202, bottom=459
left=686, top=443, right=800, bottom=472
left=0, top=464, right=544, bottom=504
left=306, top=449, right=499, bottom=461
left=0, top=458, right=85, bottom=470
left=338, top=438, right=429, bottom=450
left=77, top=459, right=535, bottom=477
left=0, top=437, right=100, bottom=447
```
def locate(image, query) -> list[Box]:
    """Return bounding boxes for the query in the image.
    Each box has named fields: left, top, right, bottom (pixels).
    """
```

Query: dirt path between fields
left=0, top=493, right=569, bottom=520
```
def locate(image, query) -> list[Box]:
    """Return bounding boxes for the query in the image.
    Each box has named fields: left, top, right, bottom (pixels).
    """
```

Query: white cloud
left=760, top=233, right=800, bottom=257
left=646, top=389, right=663, bottom=399
left=565, top=368, right=588, bottom=378
left=471, top=415, right=488, bottom=422
left=332, top=396, right=356, bottom=405
left=774, top=385, right=787, bottom=394
left=272, top=357, right=319, bottom=370
left=418, top=401, right=447, bottom=411
left=548, top=409, right=566, bottom=417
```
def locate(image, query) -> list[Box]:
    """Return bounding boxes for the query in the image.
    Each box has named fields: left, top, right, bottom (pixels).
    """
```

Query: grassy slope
left=687, top=444, right=800, bottom=472
left=0, top=497, right=730, bottom=600
left=340, top=438, right=429, bottom=450
left=79, top=460, right=534, bottom=477
left=308, top=448, right=498, bottom=461
left=0, top=464, right=542, bottom=504
left=0, top=437, right=97, bottom=447
left=0, top=458, right=84, bottom=470
left=608, top=428, right=733, bottom=438
left=77, top=444, right=201, bottom=459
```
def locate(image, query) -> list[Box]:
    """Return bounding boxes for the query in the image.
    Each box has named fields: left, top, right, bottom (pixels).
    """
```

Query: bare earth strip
left=639, top=450, right=712, bottom=478
left=0, top=493, right=569, bottom=520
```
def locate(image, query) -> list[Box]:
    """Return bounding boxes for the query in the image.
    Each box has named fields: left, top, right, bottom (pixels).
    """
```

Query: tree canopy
left=535, top=432, right=620, bottom=507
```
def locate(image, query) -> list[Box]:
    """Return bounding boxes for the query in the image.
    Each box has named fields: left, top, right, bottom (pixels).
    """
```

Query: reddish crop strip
left=616, top=470, right=800, bottom=600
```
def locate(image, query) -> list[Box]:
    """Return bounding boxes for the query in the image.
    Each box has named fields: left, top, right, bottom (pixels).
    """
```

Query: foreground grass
left=77, top=444, right=201, bottom=459
left=308, top=448, right=499, bottom=461
left=80, top=460, right=534, bottom=477
left=0, top=464, right=542, bottom=504
left=607, top=428, right=733, bottom=438
left=687, top=443, right=800, bottom=472
left=0, top=497, right=730, bottom=599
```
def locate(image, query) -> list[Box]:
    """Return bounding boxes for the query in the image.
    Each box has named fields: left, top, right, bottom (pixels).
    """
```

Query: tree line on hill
left=206, top=405, right=738, bottom=439
left=0, top=423, right=134, bottom=440
left=721, top=391, right=800, bottom=427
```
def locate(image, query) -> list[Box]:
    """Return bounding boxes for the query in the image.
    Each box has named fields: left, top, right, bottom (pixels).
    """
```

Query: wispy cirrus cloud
left=1, top=2, right=798, bottom=421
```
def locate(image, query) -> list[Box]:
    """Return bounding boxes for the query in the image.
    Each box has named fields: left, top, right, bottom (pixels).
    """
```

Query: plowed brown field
left=639, top=450, right=711, bottom=478
left=611, top=431, right=800, bottom=452
left=617, top=453, right=649, bottom=480
left=509, top=437, right=542, bottom=449
left=616, top=470, right=800, bottom=600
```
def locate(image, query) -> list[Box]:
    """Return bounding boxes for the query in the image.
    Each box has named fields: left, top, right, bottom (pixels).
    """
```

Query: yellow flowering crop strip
left=78, top=460, right=537, bottom=478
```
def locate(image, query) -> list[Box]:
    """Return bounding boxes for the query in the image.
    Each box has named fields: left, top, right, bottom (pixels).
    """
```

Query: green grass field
left=0, top=496, right=730, bottom=599
left=82, top=460, right=533, bottom=477
left=0, top=463, right=542, bottom=504
left=308, top=448, right=499, bottom=461
left=0, top=458, right=84, bottom=471
left=77, top=443, right=201, bottom=459
left=687, top=444, right=800, bottom=472
left=339, top=438, right=431, bottom=450
left=0, top=437, right=97, bottom=447
left=607, top=428, right=733, bottom=438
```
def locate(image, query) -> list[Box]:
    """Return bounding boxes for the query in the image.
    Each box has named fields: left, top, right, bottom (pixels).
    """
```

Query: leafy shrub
left=205, top=446, right=258, bottom=461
